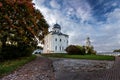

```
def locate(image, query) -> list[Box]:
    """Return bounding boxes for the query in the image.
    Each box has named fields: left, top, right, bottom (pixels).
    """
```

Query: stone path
left=0, top=56, right=55, bottom=80
left=1, top=56, right=120, bottom=80
left=55, top=57, right=120, bottom=80
left=91, top=57, right=120, bottom=80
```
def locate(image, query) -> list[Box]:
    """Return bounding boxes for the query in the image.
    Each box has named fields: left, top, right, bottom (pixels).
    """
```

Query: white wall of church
left=43, top=23, right=69, bottom=53
left=53, top=35, right=68, bottom=53
left=43, top=34, right=52, bottom=53
left=43, top=34, right=68, bottom=53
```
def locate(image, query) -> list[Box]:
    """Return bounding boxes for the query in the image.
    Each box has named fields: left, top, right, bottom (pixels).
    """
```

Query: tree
left=0, top=0, right=49, bottom=60
left=85, top=46, right=96, bottom=55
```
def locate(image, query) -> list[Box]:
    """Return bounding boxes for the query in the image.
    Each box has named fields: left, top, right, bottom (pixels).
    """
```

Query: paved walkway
left=55, top=57, right=120, bottom=80
left=91, top=57, right=120, bottom=80
left=0, top=56, right=55, bottom=80
left=1, top=56, right=120, bottom=80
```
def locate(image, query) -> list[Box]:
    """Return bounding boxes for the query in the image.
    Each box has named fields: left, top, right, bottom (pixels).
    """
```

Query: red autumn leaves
left=0, top=2, right=2, bottom=7
left=0, top=0, right=34, bottom=7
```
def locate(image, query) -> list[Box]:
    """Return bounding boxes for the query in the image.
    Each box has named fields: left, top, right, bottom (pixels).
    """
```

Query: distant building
left=85, top=37, right=92, bottom=53
left=86, top=37, right=91, bottom=47
left=43, top=23, right=69, bottom=53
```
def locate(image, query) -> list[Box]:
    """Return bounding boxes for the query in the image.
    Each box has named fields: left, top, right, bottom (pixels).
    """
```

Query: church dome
left=53, top=23, right=61, bottom=30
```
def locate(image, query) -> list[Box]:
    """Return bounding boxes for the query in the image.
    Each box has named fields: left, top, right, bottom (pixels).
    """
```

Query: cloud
left=32, top=0, right=45, bottom=6
left=65, top=0, right=92, bottom=23
left=50, top=0, right=61, bottom=9
left=33, top=0, right=120, bottom=52
left=94, top=8, right=120, bottom=52
left=106, top=8, right=120, bottom=23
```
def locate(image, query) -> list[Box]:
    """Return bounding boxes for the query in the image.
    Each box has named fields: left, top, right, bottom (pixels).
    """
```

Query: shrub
left=76, top=45, right=86, bottom=55
left=0, top=44, right=34, bottom=61
left=65, top=45, right=85, bottom=55
left=0, top=45, right=19, bottom=60
left=113, top=49, right=120, bottom=52
left=17, top=43, right=33, bottom=57
left=65, top=45, right=96, bottom=55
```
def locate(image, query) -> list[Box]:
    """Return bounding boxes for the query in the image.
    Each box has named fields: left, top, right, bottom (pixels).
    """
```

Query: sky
left=33, top=0, right=120, bottom=52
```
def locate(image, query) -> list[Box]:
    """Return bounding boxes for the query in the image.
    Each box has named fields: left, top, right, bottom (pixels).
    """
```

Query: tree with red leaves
left=0, top=2, right=2, bottom=7
left=0, top=0, right=49, bottom=59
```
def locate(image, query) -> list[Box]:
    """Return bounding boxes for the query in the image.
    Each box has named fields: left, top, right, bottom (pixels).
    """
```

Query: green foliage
left=76, top=45, right=86, bottom=55
left=66, top=45, right=96, bottom=55
left=86, top=46, right=96, bottom=55
left=65, top=45, right=80, bottom=55
left=0, top=45, right=21, bottom=60
left=65, top=45, right=96, bottom=55
left=42, top=54, right=115, bottom=60
left=65, top=45, right=86, bottom=55
left=0, top=45, right=34, bottom=61
left=0, top=0, right=49, bottom=44
left=0, top=55, right=36, bottom=77
left=0, top=0, right=49, bottom=60
left=113, top=49, right=120, bottom=52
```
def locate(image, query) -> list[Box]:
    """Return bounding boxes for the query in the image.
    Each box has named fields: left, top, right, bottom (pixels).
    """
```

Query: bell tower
left=86, top=37, right=91, bottom=47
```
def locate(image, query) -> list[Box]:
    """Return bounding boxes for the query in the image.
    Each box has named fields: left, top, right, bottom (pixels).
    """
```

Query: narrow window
left=62, top=46, right=64, bottom=50
left=60, top=46, right=61, bottom=51
left=60, top=39, right=62, bottom=42
left=55, top=46, right=57, bottom=50
left=67, top=40, right=68, bottom=43
left=55, top=38, right=57, bottom=41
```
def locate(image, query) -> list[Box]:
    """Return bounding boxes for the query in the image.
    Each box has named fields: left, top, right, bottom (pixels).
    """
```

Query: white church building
left=43, top=23, right=69, bottom=53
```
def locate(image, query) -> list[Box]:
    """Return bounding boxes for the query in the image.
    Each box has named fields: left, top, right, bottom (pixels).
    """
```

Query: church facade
left=43, top=23, right=69, bottom=53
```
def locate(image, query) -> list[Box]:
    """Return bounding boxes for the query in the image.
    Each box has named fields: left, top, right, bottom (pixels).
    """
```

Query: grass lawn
left=0, top=55, right=36, bottom=78
left=42, top=54, right=115, bottom=61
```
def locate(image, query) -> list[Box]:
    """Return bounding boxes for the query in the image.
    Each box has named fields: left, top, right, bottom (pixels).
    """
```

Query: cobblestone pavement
left=91, top=57, right=120, bottom=80
left=0, top=56, right=55, bottom=80
left=55, top=57, right=120, bottom=80
left=1, top=56, right=120, bottom=80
